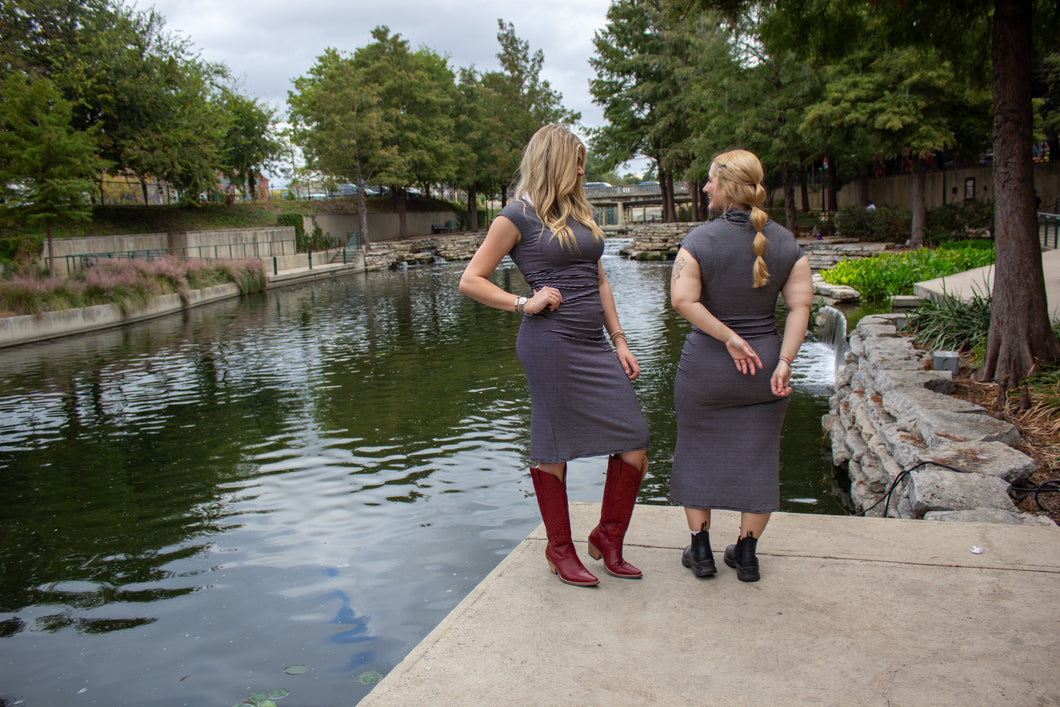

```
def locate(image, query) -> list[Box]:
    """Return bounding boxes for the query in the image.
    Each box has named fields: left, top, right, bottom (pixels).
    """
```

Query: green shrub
left=294, top=217, right=335, bottom=253
left=277, top=212, right=305, bottom=243
left=821, top=240, right=995, bottom=302
left=873, top=205, right=912, bottom=243
left=835, top=205, right=876, bottom=240
left=0, top=232, right=44, bottom=270
left=906, top=293, right=992, bottom=356
left=925, top=200, right=993, bottom=245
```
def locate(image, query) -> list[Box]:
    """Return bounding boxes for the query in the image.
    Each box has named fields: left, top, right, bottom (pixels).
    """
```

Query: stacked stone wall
left=624, top=223, right=900, bottom=270
left=823, top=314, right=1054, bottom=526
left=363, top=232, right=485, bottom=271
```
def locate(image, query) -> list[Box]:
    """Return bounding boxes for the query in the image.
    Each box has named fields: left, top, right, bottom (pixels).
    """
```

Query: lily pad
left=283, top=664, right=307, bottom=675
left=358, top=670, right=384, bottom=685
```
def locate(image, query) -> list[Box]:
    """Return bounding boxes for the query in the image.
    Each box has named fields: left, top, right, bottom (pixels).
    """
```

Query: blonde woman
left=669, top=149, right=813, bottom=582
left=459, top=124, right=650, bottom=587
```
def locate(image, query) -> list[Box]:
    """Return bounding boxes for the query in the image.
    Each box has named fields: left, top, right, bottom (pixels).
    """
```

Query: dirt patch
left=951, top=376, right=1060, bottom=524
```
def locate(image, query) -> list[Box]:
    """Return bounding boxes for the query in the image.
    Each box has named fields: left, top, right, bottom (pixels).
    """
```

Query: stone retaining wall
left=623, top=222, right=899, bottom=269
left=363, top=232, right=485, bottom=271
left=823, top=314, right=1054, bottom=526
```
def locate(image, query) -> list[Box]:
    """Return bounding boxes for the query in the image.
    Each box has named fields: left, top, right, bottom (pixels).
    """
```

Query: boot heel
left=586, top=541, right=602, bottom=560
left=546, top=558, right=558, bottom=575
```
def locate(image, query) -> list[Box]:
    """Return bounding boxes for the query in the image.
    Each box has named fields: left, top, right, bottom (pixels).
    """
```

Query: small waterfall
left=814, top=305, right=849, bottom=379
left=603, top=237, right=633, bottom=256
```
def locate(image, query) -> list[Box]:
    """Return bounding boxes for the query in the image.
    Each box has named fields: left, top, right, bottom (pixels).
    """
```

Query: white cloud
left=137, top=0, right=613, bottom=129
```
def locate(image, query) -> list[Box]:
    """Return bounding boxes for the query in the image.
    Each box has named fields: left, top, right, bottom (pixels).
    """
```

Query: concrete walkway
left=362, top=504, right=1060, bottom=706
left=915, top=247, right=1060, bottom=320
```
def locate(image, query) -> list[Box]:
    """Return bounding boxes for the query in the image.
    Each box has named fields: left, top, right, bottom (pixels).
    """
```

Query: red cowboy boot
left=530, top=467, right=599, bottom=587
left=586, top=455, right=645, bottom=578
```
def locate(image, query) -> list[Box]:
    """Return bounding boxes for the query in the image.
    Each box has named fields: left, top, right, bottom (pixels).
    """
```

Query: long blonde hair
left=712, top=149, right=770, bottom=288
left=513, top=124, right=604, bottom=249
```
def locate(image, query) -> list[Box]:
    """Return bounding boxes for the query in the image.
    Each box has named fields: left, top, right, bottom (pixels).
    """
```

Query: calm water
left=0, top=249, right=844, bottom=706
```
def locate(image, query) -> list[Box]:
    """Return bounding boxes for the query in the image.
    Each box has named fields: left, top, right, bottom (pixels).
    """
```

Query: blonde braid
left=750, top=184, right=769, bottom=288
left=713, top=151, right=770, bottom=288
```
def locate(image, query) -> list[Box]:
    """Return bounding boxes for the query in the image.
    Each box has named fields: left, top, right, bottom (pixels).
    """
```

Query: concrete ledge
left=0, top=284, right=239, bottom=348
left=363, top=504, right=1060, bottom=705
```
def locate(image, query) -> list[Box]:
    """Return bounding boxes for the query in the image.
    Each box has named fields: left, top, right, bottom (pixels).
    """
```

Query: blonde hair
left=513, top=124, right=604, bottom=249
left=712, top=149, right=770, bottom=288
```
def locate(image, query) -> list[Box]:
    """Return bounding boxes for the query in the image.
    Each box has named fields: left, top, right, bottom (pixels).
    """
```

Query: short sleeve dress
left=499, top=200, right=650, bottom=464
left=668, top=209, right=804, bottom=513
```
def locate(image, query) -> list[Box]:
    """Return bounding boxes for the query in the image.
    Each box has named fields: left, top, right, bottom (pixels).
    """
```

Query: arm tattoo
left=672, top=256, right=687, bottom=283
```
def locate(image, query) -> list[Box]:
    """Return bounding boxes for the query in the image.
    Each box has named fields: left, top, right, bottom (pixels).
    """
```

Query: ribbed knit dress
left=669, top=209, right=804, bottom=513
left=500, top=200, right=650, bottom=464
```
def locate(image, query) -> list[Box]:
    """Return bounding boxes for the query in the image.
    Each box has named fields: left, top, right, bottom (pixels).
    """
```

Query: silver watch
left=516, top=296, right=528, bottom=314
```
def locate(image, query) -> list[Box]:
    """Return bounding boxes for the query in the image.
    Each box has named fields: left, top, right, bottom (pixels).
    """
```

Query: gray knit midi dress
left=669, top=209, right=804, bottom=513
left=499, top=200, right=650, bottom=464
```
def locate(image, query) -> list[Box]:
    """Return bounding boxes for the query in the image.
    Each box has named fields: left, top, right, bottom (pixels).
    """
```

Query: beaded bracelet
left=779, top=355, right=794, bottom=365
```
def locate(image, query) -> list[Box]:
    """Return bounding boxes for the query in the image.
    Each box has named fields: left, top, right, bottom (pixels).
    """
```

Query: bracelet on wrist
left=516, top=296, right=528, bottom=314
left=779, top=355, right=794, bottom=365
left=609, top=330, right=627, bottom=344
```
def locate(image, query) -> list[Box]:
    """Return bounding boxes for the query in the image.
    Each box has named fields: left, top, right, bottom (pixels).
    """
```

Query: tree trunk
left=910, top=156, right=926, bottom=248
left=800, top=160, right=810, bottom=212
left=826, top=155, right=838, bottom=212
left=976, top=0, right=1060, bottom=391
left=468, top=185, right=479, bottom=230
left=141, top=178, right=150, bottom=205
left=858, top=173, right=869, bottom=206
left=691, top=179, right=703, bottom=222
left=665, top=170, right=676, bottom=222
left=46, top=217, right=54, bottom=277
left=782, top=161, right=798, bottom=235
left=396, top=186, right=408, bottom=238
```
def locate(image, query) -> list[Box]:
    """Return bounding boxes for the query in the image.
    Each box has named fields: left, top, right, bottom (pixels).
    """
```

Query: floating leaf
left=267, top=689, right=290, bottom=700
left=283, top=664, right=307, bottom=675
left=359, top=671, right=384, bottom=685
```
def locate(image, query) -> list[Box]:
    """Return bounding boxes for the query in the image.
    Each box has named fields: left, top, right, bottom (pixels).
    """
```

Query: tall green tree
left=288, top=47, right=385, bottom=241
left=802, top=43, right=976, bottom=246
left=590, top=0, right=684, bottom=219
left=453, top=67, right=502, bottom=229
left=686, top=0, right=1060, bottom=393
left=0, top=74, right=106, bottom=273
left=350, top=26, right=457, bottom=237
left=484, top=20, right=580, bottom=204
left=218, top=89, right=281, bottom=201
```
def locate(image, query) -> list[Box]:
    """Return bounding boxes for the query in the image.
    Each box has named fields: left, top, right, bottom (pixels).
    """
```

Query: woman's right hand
left=725, top=333, right=762, bottom=375
left=526, top=286, right=562, bottom=314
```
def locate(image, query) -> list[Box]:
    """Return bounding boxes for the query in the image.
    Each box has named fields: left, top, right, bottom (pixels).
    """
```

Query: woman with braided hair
left=668, top=149, right=813, bottom=582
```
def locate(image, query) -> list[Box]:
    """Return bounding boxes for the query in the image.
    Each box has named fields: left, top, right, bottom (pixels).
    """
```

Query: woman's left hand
left=771, top=361, right=793, bottom=397
left=616, top=344, right=641, bottom=381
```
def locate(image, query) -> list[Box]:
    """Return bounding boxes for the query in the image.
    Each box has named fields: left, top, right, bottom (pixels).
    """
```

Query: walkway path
left=915, top=247, right=1060, bottom=320
left=362, top=504, right=1059, bottom=705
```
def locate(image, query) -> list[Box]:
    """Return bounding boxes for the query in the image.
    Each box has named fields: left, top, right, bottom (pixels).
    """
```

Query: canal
left=0, top=247, right=845, bottom=705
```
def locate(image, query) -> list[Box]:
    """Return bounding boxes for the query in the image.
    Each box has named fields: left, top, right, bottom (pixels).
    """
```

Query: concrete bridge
left=585, top=182, right=697, bottom=231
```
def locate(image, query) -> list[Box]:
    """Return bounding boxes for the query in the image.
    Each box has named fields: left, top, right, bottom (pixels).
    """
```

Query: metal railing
left=50, top=239, right=298, bottom=274
left=1041, top=213, right=1060, bottom=249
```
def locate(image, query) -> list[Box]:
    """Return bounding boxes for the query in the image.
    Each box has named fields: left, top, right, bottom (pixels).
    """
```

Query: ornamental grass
left=0, top=257, right=265, bottom=317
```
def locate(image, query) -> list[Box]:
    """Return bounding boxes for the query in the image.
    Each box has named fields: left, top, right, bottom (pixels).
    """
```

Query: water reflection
left=0, top=254, right=842, bottom=705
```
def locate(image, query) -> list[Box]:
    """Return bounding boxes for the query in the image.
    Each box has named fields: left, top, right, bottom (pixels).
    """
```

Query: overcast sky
left=136, top=0, right=617, bottom=138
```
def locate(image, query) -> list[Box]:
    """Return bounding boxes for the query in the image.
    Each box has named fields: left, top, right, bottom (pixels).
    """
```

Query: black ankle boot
left=724, top=532, right=760, bottom=582
left=681, top=525, right=717, bottom=577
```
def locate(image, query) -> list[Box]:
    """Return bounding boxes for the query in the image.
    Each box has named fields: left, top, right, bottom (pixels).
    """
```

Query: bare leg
left=536, top=462, right=565, bottom=482
left=684, top=507, right=711, bottom=533
left=617, top=449, right=647, bottom=475
left=739, top=512, right=770, bottom=538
